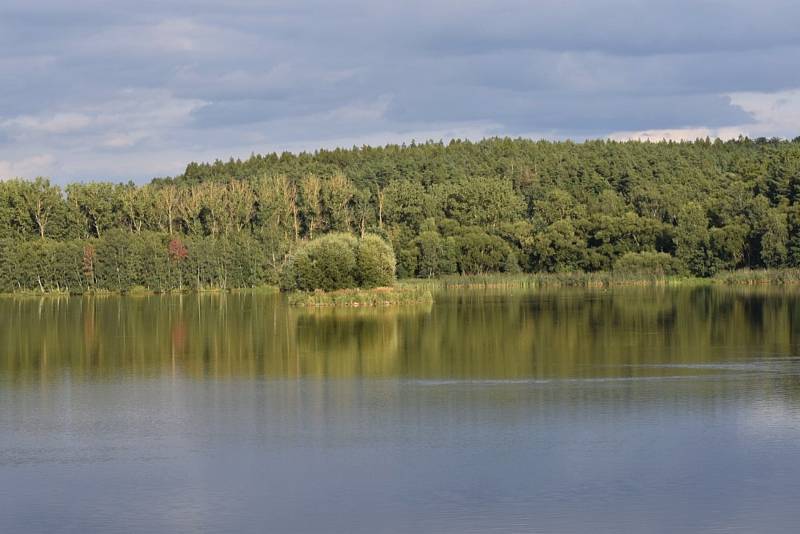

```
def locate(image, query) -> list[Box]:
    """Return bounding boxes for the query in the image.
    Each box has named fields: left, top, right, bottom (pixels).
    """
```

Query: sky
left=1, top=0, right=800, bottom=183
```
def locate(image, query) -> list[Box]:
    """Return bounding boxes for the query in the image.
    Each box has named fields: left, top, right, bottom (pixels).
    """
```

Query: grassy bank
left=0, top=285, right=280, bottom=298
left=404, top=268, right=800, bottom=289
left=405, top=272, right=708, bottom=290
left=287, top=286, right=433, bottom=307
left=713, top=268, right=800, bottom=285
left=5, top=268, right=800, bottom=299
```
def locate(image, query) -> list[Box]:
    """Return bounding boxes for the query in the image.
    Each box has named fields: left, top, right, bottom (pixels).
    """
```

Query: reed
left=713, top=268, right=800, bottom=285
left=287, top=285, right=433, bottom=307
left=406, top=272, right=709, bottom=290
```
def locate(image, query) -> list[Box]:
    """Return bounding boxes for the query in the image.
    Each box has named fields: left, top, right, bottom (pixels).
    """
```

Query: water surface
left=2, top=287, right=800, bottom=533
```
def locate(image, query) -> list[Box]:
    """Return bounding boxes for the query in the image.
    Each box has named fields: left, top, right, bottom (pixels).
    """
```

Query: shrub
left=281, top=233, right=396, bottom=291
left=356, top=234, right=396, bottom=287
left=613, top=251, right=686, bottom=276
left=280, top=233, right=358, bottom=291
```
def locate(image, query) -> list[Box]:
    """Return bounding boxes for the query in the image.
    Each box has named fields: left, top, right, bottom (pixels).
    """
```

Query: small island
left=279, top=233, right=432, bottom=306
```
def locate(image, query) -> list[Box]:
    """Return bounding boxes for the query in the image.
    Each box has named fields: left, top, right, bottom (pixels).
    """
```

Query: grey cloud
left=1, top=0, right=800, bottom=182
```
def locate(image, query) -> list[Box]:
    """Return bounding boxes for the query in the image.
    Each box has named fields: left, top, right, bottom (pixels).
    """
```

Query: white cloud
left=728, top=88, right=800, bottom=138
left=608, top=88, right=800, bottom=141
left=607, top=127, right=743, bottom=142
left=0, top=154, right=55, bottom=180
left=1, top=89, right=207, bottom=150
left=2, top=113, right=92, bottom=134
left=86, top=89, right=208, bottom=139
left=325, top=95, right=393, bottom=122
left=0, top=89, right=208, bottom=180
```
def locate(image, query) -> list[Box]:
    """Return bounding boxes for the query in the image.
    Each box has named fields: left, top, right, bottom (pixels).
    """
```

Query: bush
left=613, top=251, right=686, bottom=276
left=281, top=233, right=395, bottom=291
left=356, top=234, right=396, bottom=287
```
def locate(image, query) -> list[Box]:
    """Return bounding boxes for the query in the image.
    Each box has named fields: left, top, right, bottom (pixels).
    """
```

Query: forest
left=1, top=136, right=800, bottom=293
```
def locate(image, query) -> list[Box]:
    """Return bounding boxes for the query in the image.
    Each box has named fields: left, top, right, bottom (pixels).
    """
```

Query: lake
left=2, top=287, right=800, bottom=533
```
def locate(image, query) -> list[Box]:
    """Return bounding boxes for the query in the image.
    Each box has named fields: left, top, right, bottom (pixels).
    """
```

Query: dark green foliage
left=280, top=234, right=359, bottom=291
left=3, top=136, right=800, bottom=292
left=280, top=233, right=396, bottom=291
left=412, top=230, right=458, bottom=278
left=613, top=252, right=686, bottom=276
left=456, top=228, right=518, bottom=275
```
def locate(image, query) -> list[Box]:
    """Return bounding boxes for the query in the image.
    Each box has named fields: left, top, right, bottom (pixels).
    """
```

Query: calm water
left=2, top=287, right=800, bottom=533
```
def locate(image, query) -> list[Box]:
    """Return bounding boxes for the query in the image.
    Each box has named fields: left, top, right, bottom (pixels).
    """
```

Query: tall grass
left=405, top=272, right=709, bottom=290
left=713, top=268, right=800, bottom=285
left=405, top=268, right=800, bottom=290
left=287, top=286, right=433, bottom=307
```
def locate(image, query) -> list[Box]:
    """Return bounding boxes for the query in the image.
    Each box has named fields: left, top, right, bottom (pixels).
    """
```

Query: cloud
left=1, top=1, right=800, bottom=182
left=0, top=154, right=55, bottom=180
left=1, top=89, right=206, bottom=150
left=728, top=89, right=800, bottom=138
left=2, top=113, right=92, bottom=134
left=609, top=89, right=800, bottom=141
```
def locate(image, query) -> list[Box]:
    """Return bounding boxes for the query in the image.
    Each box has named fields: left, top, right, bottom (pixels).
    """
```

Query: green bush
left=613, top=251, right=686, bottom=276
left=280, top=233, right=357, bottom=291
left=356, top=234, right=396, bottom=288
left=280, top=233, right=396, bottom=291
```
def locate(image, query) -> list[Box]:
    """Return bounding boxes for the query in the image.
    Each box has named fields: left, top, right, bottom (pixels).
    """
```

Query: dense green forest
left=1, top=136, right=800, bottom=293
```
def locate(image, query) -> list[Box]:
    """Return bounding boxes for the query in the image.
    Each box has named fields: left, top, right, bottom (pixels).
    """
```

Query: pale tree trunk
left=377, top=188, right=384, bottom=229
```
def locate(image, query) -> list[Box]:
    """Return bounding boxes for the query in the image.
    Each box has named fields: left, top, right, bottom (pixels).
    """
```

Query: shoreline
left=4, top=268, right=800, bottom=299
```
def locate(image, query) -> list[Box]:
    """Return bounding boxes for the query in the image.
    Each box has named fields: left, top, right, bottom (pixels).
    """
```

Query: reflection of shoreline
left=1, top=289, right=799, bottom=392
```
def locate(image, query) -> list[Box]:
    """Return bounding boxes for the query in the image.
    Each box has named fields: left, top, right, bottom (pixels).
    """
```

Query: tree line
left=2, top=136, right=800, bottom=292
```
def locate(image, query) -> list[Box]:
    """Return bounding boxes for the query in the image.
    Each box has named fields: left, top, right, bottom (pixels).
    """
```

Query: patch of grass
left=406, top=268, right=800, bottom=290
left=406, top=272, right=709, bottom=290
left=713, top=268, right=800, bottom=285
left=288, top=285, right=433, bottom=307
left=0, top=289, right=72, bottom=298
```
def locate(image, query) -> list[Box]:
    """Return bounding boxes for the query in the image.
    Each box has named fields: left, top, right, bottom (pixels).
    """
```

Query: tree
left=323, top=173, right=354, bottom=232
left=300, top=174, right=323, bottom=239
left=155, top=185, right=179, bottom=235
left=675, top=202, right=716, bottom=276
left=16, top=178, right=62, bottom=239
left=168, top=237, right=189, bottom=290
left=434, top=176, right=525, bottom=228
left=414, top=230, right=457, bottom=277
left=199, top=181, right=227, bottom=236
left=66, top=182, right=120, bottom=238
left=119, top=183, right=154, bottom=233
left=176, top=185, right=204, bottom=235
left=531, top=220, right=586, bottom=272
left=760, top=211, right=789, bottom=268
left=383, top=179, right=429, bottom=231
left=457, top=228, right=517, bottom=275
left=226, top=180, right=255, bottom=233
left=82, top=244, right=96, bottom=287
left=352, top=188, right=373, bottom=237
